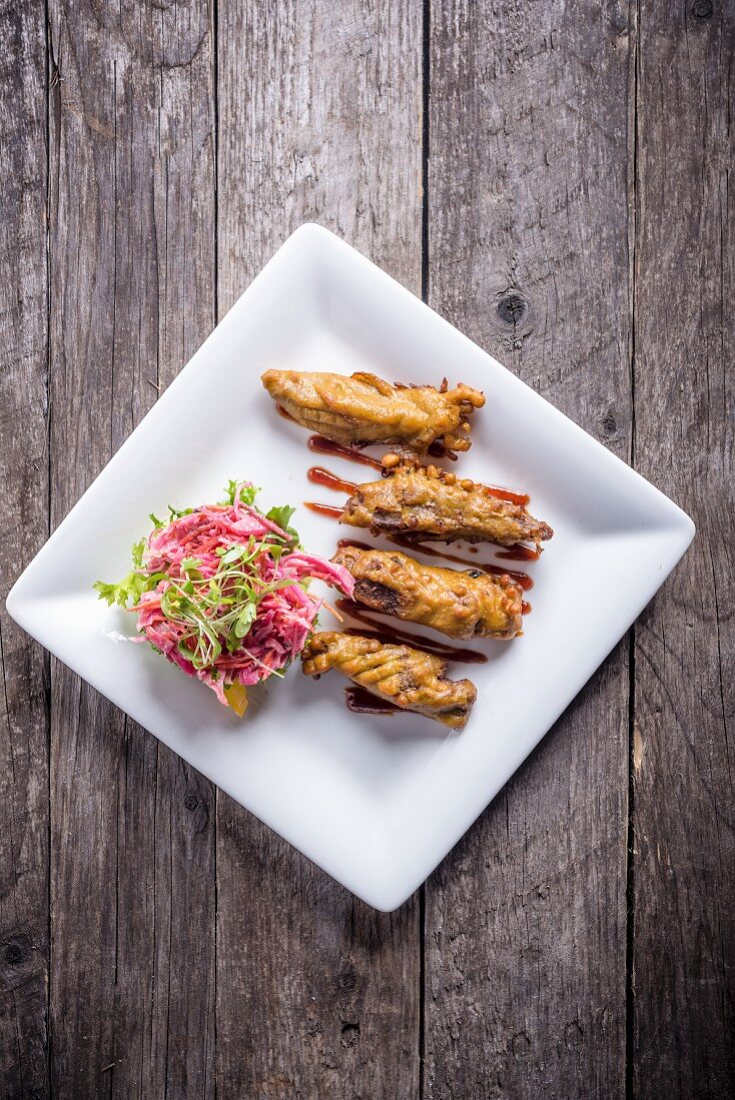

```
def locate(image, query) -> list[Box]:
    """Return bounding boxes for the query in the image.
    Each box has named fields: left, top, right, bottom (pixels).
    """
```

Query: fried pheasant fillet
left=302, top=631, right=477, bottom=729
left=261, top=369, right=485, bottom=453
left=333, top=545, right=523, bottom=640
left=341, top=464, right=553, bottom=548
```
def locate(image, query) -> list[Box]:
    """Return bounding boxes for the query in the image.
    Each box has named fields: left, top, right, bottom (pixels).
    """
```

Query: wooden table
left=1, top=2, right=732, bottom=1097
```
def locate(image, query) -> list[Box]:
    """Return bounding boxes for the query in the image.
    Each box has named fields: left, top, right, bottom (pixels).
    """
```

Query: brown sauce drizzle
left=427, top=440, right=458, bottom=462
left=307, top=435, right=383, bottom=471
left=497, top=544, right=541, bottom=562
left=335, top=598, right=488, bottom=664
left=345, top=686, right=399, bottom=715
left=307, top=466, right=357, bottom=494
left=337, top=538, right=373, bottom=551
left=306, top=442, right=530, bottom=506
left=522, top=601, right=532, bottom=615
left=483, top=484, right=531, bottom=506
left=304, top=501, right=344, bottom=519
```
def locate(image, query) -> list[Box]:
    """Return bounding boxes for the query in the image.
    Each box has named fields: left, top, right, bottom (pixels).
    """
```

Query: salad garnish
left=95, top=482, right=353, bottom=715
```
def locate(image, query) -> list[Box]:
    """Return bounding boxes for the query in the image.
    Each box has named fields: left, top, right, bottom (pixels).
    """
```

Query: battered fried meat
left=301, top=631, right=477, bottom=729
left=341, top=464, right=553, bottom=548
left=261, top=369, right=485, bottom=453
left=333, top=545, right=523, bottom=640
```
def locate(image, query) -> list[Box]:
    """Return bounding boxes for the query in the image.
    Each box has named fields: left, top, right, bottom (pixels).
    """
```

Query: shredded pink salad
left=95, top=483, right=353, bottom=709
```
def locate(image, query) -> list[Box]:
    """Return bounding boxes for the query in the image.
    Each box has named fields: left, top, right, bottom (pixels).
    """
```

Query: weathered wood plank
left=632, top=2, right=734, bottom=1096
left=0, top=2, right=49, bottom=1096
left=425, top=2, right=633, bottom=1096
left=47, top=2, right=216, bottom=1095
left=215, top=2, right=422, bottom=1095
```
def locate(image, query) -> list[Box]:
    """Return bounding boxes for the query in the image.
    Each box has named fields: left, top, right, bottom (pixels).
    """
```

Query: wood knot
left=1, top=931, right=33, bottom=988
left=339, top=964, right=357, bottom=993
left=601, top=408, right=618, bottom=436
left=497, top=293, right=527, bottom=326
left=4, top=938, right=28, bottom=966
left=691, top=0, right=713, bottom=17
left=1, top=932, right=35, bottom=993
left=340, top=1020, right=360, bottom=1045
left=511, top=1030, right=531, bottom=1059
left=183, top=791, right=210, bottom=833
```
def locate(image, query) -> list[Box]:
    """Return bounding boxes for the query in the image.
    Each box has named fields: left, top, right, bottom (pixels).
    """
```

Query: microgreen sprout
left=156, top=532, right=299, bottom=670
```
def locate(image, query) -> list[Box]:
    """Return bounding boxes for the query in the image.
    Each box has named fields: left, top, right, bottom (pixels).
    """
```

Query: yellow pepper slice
left=224, top=682, right=249, bottom=717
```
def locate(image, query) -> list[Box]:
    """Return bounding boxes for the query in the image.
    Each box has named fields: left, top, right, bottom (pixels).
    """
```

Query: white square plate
left=7, top=224, right=694, bottom=911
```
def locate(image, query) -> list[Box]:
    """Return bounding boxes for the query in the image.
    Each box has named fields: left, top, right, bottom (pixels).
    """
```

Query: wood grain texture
left=0, top=2, right=49, bottom=1097
left=2, top=0, right=733, bottom=1095
left=631, top=1, right=735, bottom=1097
left=47, top=1, right=216, bottom=1095
left=215, top=2, right=422, bottom=1096
left=424, top=2, right=633, bottom=1096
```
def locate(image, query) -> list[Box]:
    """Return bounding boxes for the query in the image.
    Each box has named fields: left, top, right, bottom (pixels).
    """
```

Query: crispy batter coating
left=301, top=631, right=477, bottom=729
left=333, top=545, right=523, bottom=640
left=341, top=464, right=553, bottom=548
left=261, top=369, right=485, bottom=453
